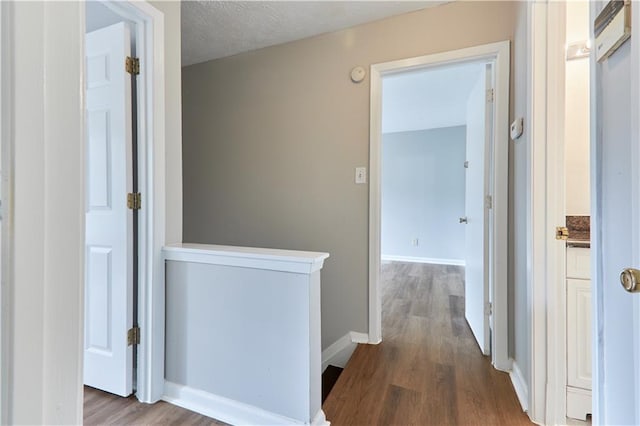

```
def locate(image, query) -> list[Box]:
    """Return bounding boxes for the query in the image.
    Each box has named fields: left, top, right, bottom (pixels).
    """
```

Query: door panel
left=567, top=278, right=592, bottom=390
left=84, top=22, right=133, bottom=397
left=464, top=64, right=492, bottom=355
left=593, top=1, right=639, bottom=423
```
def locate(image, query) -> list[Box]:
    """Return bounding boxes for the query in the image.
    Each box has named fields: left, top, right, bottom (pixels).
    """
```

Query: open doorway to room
left=543, top=1, right=593, bottom=423
left=84, top=1, right=139, bottom=399
left=369, top=41, right=510, bottom=372
left=379, top=61, right=492, bottom=355
left=82, top=1, right=167, bottom=418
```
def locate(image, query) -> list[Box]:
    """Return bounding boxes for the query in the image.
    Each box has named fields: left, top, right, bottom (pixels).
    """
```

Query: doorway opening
left=82, top=0, right=166, bottom=405
left=380, top=60, right=492, bottom=356
left=536, top=2, right=593, bottom=424
left=369, top=41, right=510, bottom=371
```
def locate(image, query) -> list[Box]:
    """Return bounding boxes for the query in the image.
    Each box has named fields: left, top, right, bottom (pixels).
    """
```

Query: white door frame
left=528, top=1, right=568, bottom=424
left=87, top=0, right=167, bottom=403
left=528, top=2, right=599, bottom=425
left=368, top=41, right=511, bottom=371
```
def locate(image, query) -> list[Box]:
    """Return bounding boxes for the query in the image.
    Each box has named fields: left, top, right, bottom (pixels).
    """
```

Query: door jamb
left=86, top=0, right=166, bottom=403
left=368, top=41, right=511, bottom=371
left=534, top=2, right=568, bottom=425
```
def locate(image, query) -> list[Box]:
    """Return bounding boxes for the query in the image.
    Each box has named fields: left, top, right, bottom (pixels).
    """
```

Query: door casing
left=368, top=40, right=511, bottom=372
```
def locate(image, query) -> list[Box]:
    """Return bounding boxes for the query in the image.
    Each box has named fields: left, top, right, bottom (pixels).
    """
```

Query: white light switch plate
left=355, top=167, right=367, bottom=184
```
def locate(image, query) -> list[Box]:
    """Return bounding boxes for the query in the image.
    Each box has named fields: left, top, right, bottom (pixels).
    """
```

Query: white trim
left=527, top=2, right=548, bottom=424
left=163, top=381, right=330, bottom=426
left=381, top=255, right=465, bottom=266
left=369, top=41, right=510, bottom=369
left=350, top=331, right=369, bottom=344
left=84, top=0, right=166, bottom=403
left=588, top=2, right=603, bottom=423
left=163, top=243, right=329, bottom=274
left=322, top=333, right=354, bottom=372
left=510, top=361, right=529, bottom=413
left=321, top=331, right=370, bottom=372
left=542, top=3, right=568, bottom=426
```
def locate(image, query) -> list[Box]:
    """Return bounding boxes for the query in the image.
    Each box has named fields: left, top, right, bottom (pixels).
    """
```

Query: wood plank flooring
left=84, top=386, right=228, bottom=425
left=323, top=261, right=532, bottom=426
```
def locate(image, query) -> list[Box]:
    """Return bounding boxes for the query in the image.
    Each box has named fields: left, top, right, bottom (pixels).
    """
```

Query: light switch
left=355, top=167, right=367, bottom=184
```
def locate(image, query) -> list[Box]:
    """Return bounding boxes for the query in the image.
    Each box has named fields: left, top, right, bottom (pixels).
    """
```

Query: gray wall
left=381, top=127, right=466, bottom=262
left=511, top=0, right=530, bottom=392
left=182, top=1, right=519, bottom=350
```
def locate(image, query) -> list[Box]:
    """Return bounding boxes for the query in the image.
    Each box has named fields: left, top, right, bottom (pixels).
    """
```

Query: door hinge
left=464, top=160, right=469, bottom=169
left=126, top=56, right=140, bottom=75
left=127, top=326, right=140, bottom=346
left=485, top=195, right=493, bottom=209
left=127, top=192, right=141, bottom=210
left=486, top=88, right=494, bottom=103
left=485, top=302, right=492, bottom=316
left=555, top=226, right=569, bottom=240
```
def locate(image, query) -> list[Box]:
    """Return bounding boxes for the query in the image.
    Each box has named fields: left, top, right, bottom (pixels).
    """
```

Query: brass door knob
left=620, top=268, right=640, bottom=293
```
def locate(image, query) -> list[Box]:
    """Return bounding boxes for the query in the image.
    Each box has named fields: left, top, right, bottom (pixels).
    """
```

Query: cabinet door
left=567, top=278, right=592, bottom=390
left=567, top=247, right=591, bottom=279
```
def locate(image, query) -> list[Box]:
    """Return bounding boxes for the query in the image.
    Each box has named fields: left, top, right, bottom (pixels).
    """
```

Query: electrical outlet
left=412, top=238, right=419, bottom=247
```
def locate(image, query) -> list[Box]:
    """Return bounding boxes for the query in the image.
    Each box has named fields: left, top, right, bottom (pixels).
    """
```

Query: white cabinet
left=566, top=247, right=592, bottom=421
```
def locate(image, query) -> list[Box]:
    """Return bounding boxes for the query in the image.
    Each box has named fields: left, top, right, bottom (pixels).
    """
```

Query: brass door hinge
left=127, top=192, right=141, bottom=210
left=486, top=88, right=494, bottom=103
left=485, top=195, right=493, bottom=210
left=126, top=56, right=140, bottom=75
left=485, top=302, right=492, bottom=316
left=127, top=326, right=140, bottom=346
left=556, top=226, right=569, bottom=240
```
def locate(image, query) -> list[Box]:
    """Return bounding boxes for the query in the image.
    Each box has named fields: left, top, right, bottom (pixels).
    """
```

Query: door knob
left=620, top=268, right=640, bottom=293
left=459, top=217, right=468, bottom=224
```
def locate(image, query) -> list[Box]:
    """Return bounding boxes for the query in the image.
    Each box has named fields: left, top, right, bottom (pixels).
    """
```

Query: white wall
left=381, top=126, right=466, bottom=263
left=8, top=2, right=84, bottom=423
left=564, top=1, right=590, bottom=216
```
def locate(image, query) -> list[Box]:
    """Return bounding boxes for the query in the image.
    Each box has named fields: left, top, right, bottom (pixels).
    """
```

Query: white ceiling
left=181, top=1, right=446, bottom=67
left=382, top=62, right=485, bottom=134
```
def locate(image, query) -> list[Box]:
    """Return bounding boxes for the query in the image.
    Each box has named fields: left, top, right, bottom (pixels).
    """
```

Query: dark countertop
left=566, top=216, right=590, bottom=248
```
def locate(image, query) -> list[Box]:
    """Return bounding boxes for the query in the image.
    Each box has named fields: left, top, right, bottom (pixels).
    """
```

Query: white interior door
left=463, top=64, right=492, bottom=355
left=84, top=22, right=134, bottom=397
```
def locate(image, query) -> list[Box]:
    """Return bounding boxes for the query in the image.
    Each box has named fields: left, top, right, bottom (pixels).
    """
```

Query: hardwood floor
left=84, top=386, right=228, bottom=425
left=323, top=261, right=532, bottom=426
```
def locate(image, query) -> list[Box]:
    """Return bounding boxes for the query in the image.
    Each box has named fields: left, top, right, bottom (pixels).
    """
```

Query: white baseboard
left=163, top=381, right=326, bottom=425
left=322, top=331, right=370, bottom=372
left=510, top=360, right=529, bottom=413
left=381, top=255, right=465, bottom=266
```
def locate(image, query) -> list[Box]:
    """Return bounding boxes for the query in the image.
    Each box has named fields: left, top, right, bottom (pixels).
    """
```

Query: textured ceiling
left=382, top=62, right=485, bottom=133
left=181, top=1, right=445, bottom=66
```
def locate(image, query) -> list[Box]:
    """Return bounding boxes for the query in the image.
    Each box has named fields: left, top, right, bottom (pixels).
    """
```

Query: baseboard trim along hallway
left=322, top=331, right=370, bottom=372
left=510, top=361, right=530, bottom=412
left=163, top=381, right=329, bottom=426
